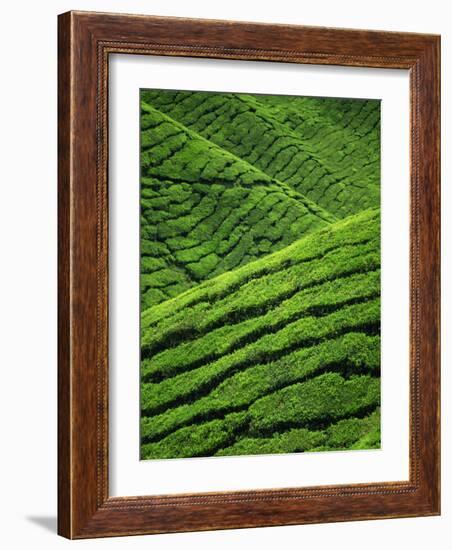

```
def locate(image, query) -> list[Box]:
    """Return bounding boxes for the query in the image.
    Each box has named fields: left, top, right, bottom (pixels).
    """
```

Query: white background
left=0, top=0, right=449, bottom=548
left=110, top=56, right=409, bottom=496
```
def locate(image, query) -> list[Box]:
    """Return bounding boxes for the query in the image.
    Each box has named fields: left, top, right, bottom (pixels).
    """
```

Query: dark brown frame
left=58, top=10, right=440, bottom=539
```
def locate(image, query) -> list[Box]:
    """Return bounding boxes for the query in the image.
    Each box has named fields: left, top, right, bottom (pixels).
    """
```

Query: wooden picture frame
left=58, top=10, right=440, bottom=539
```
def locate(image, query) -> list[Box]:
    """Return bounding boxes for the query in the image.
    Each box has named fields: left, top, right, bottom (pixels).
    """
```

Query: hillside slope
left=141, top=89, right=380, bottom=219
left=140, top=101, right=336, bottom=309
left=140, top=209, right=381, bottom=459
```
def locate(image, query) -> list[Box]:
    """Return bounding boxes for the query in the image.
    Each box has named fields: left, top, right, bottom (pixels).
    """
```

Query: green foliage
left=141, top=270, right=380, bottom=382
left=141, top=89, right=380, bottom=219
left=139, top=101, right=339, bottom=308
left=216, top=409, right=381, bottom=457
left=141, top=412, right=248, bottom=460
left=141, top=332, right=380, bottom=442
left=140, top=210, right=381, bottom=457
left=138, top=90, right=381, bottom=459
left=141, top=241, right=379, bottom=353
left=141, top=297, right=379, bottom=414
left=216, top=427, right=326, bottom=457
left=140, top=375, right=380, bottom=460
left=247, top=373, right=380, bottom=436
left=142, top=208, right=379, bottom=327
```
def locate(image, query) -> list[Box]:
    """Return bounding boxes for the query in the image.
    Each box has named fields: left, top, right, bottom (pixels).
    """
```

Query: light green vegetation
left=141, top=376, right=380, bottom=459
left=141, top=89, right=380, bottom=219
left=216, top=408, right=381, bottom=457
left=141, top=332, right=379, bottom=443
left=140, top=102, right=335, bottom=309
left=139, top=89, right=381, bottom=459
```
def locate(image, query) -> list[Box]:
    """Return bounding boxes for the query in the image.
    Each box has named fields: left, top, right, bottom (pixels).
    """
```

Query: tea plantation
left=141, top=89, right=380, bottom=218
left=140, top=101, right=335, bottom=309
left=140, top=90, right=381, bottom=459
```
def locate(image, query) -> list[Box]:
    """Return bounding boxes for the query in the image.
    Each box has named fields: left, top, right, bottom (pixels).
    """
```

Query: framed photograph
left=58, top=11, right=440, bottom=538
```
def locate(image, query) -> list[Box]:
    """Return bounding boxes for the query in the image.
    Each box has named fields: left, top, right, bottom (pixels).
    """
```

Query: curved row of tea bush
left=141, top=89, right=380, bottom=219
left=141, top=331, right=379, bottom=443
left=140, top=211, right=381, bottom=458
left=141, top=374, right=380, bottom=460
left=141, top=270, right=380, bottom=384
left=142, top=208, right=379, bottom=327
left=216, top=408, right=381, bottom=457
left=140, top=102, right=335, bottom=308
left=139, top=89, right=381, bottom=459
left=140, top=297, right=379, bottom=422
left=141, top=245, right=379, bottom=366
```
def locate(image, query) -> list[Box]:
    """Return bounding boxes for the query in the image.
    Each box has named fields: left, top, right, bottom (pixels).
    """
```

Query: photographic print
left=139, top=89, right=381, bottom=460
left=58, top=13, right=440, bottom=537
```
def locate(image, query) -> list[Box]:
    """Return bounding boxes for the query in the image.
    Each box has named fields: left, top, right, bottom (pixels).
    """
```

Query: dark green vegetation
left=140, top=102, right=335, bottom=309
left=141, top=90, right=380, bottom=219
left=140, top=89, right=381, bottom=460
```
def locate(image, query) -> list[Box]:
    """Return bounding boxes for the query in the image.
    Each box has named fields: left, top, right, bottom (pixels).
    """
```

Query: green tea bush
left=141, top=90, right=380, bottom=219
left=138, top=91, right=381, bottom=459
left=138, top=101, right=342, bottom=307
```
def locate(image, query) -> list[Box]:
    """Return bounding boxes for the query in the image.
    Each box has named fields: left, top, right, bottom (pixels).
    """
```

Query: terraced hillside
left=140, top=209, right=381, bottom=459
left=141, top=89, right=380, bottom=219
left=140, top=89, right=381, bottom=459
left=140, top=102, right=335, bottom=309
